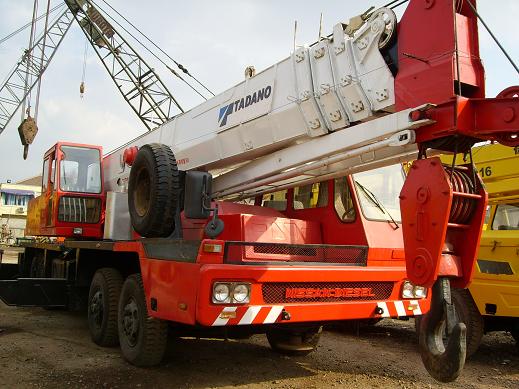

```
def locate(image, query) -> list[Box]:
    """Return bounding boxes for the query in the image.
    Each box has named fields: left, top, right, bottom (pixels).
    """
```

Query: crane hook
left=418, top=277, right=467, bottom=382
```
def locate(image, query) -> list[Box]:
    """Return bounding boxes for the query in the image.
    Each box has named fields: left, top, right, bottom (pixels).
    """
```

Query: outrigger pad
left=0, top=278, right=68, bottom=308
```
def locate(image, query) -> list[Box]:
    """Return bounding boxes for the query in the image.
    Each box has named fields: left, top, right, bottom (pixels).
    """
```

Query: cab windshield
left=60, top=146, right=102, bottom=194
left=352, top=164, right=405, bottom=223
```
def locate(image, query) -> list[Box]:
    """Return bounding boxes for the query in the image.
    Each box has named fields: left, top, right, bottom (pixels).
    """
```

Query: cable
left=388, top=0, right=409, bottom=10
left=88, top=0, right=209, bottom=101
left=465, top=0, right=519, bottom=75
left=0, top=3, right=63, bottom=46
left=21, top=0, right=40, bottom=121
left=34, top=0, right=52, bottom=122
left=97, top=0, right=215, bottom=97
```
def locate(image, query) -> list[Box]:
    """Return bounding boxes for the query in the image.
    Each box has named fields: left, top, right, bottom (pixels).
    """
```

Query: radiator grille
left=262, top=282, right=393, bottom=303
left=224, top=242, right=367, bottom=265
left=58, top=196, right=101, bottom=223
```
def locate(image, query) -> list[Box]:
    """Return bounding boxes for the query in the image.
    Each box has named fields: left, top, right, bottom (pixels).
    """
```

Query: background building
left=0, top=175, right=41, bottom=243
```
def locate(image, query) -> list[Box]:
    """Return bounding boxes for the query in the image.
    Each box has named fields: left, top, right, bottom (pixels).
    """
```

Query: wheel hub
left=122, top=297, right=139, bottom=346
left=89, top=290, right=103, bottom=327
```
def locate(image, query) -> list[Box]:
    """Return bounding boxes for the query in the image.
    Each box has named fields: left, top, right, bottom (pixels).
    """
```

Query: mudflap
left=0, top=278, right=68, bottom=308
left=419, top=278, right=466, bottom=382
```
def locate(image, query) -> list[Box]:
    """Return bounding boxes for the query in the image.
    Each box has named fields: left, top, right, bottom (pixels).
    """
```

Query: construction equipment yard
left=0, top=302, right=517, bottom=389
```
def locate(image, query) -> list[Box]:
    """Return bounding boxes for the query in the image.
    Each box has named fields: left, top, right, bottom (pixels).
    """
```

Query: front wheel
left=266, top=326, right=322, bottom=356
left=118, top=274, right=168, bottom=366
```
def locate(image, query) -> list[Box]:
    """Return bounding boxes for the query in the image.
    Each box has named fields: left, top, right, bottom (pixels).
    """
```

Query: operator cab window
left=261, top=190, right=288, bottom=211
left=352, top=164, right=405, bottom=222
left=60, top=146, right=101, bottom=194
left=491, top=203, right=519, bottom=230
left=334, top=177, right=356, bottom=222
left=293, top=182, right=328, bottom=209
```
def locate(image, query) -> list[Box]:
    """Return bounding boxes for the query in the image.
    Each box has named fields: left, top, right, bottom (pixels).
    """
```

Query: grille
left=224, top=242, right=367, bottom=265
left=262, top=282, right=393, bottom=303
left=58, top=196, right=101, bottom=223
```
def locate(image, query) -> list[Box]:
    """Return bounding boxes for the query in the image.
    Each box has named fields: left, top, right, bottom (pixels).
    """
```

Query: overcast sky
left=0, top=0, right=517, bottom=183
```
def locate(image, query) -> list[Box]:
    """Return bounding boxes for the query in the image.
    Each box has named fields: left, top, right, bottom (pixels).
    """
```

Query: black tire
left=266, top=326, right=322, bottom=356
left=452, top=289, right=484, bottom=357
left=511, top=330, right=519, bottom=349
left=128, top=143, right=180, bottom=237
left=88, top=268, right=123, bottom=347
left=415, top=289, right=484, bottom=358
left=118, top=274, right=168, bottom=366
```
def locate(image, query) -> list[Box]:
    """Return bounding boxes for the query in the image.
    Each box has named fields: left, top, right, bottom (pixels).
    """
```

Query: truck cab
left=26, top=142, right=104, bottom=239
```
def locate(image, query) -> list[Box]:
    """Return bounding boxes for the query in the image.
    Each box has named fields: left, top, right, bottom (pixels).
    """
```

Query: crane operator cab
left=26, top=142, right=104, bottom=239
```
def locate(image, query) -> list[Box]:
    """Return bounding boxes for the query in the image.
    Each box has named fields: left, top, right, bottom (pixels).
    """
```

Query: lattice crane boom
left=0, top=7, right=74, bottom=135
left=65, top=0, right=183, bottom=131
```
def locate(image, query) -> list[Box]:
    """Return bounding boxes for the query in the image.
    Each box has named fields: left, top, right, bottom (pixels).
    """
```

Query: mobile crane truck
left=0, top=0, right=518, bottom=383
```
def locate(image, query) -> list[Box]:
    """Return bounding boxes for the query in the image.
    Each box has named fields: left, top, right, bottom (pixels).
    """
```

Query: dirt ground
left=0, top=302, right=518, bottom=389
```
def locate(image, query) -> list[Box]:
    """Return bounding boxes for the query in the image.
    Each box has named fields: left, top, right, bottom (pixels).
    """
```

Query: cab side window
left=293, top=182, right=328, bottom=209
left=334, top=177, right=356, bottom=222
left=261, top=190, right=288, bottom=211
left=42, top=158, right=50, bottom=192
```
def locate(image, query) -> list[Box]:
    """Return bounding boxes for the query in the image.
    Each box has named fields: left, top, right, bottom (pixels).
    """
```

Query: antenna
left=318, top=13, right=323, bottom=41
left=293, top=20, right=298, bottom=51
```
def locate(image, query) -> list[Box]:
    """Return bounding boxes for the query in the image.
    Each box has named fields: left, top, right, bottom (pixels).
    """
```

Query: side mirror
left=184, top=171, right=212, bottom=219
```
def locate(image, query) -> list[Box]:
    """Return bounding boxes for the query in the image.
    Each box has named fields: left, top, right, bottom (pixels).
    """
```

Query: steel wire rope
left=465, top=0, right=519, bottom=75
left=87, top=0, right=209, bottom=101
left=34, top=0, right=52, bottom=122
left=0, top=3, right=64, bottom=46
left=21, top=0, right=40, bottom=121
left=99, top=0, right=215, bottom=97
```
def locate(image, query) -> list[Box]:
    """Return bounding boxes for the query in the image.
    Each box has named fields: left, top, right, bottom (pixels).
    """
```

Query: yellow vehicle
left=442, top=144, right=519, bottom=356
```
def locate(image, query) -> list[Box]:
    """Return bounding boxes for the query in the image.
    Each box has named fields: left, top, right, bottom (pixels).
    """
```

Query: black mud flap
left=419, top=278, right=467, bottom=382
left=0, top=278, right=68, bottom=308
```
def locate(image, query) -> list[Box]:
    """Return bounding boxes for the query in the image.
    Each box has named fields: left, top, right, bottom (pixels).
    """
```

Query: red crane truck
left=0, top=0, right=518, bottom=383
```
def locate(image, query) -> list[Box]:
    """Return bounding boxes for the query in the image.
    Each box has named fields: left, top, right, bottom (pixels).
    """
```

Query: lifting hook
left=418, top=277, right=467, bottom=382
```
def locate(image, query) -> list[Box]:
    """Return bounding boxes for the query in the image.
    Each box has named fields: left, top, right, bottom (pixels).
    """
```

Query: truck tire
left=266, top=326, right=322, bottom=356
left=453, top=289, right=484, bottom=357
left=118, top=274, right=168, bottom=366
left=88, top=268, right=123, bottom=347
left=128, top=143, right=180, bottom=237
left=415, top=289, right=484, bottom=358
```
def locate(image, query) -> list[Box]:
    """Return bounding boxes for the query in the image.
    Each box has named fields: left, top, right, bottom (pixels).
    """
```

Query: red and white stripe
left=376, top=299, right=424, bottom=318
left=212, top=305, right=284, bottom=326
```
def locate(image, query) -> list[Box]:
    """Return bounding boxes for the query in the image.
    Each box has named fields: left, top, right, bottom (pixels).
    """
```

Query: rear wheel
left=128, top=143, right=180, bottom=237
left=88, top=268, right=123, bottom=347
left=118, top=274, right=168, bottom=366
left=266, top=326, right=322, bottom=356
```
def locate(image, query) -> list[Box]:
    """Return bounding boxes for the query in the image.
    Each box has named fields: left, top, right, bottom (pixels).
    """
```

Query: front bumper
left=196, top=264, right=429, bottom=327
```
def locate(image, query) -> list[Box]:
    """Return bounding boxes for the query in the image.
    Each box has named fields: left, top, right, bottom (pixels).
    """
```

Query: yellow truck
left=441, top=144, right=519, bottom=356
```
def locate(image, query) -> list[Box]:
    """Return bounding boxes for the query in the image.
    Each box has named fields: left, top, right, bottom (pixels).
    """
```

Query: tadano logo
left=218, top=85, right=272, bottom=127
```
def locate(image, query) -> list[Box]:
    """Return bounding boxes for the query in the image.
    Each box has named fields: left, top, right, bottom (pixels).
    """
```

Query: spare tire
left=128, top=143, right=180, bottom=237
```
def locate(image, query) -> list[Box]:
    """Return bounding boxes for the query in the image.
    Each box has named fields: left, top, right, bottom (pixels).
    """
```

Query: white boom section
left=103, top=8, right=427, bottom=197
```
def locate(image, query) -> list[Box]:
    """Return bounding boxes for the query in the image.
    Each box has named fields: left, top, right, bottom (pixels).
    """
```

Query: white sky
left=0, top=0, right=517, bottom=183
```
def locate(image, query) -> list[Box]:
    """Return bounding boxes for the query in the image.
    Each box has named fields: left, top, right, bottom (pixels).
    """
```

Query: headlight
left=232, top=284, right=250, bottom=303
left=414, top=286, right=427, bottom=298
left=213, top=283, right=231, bottom=303
left=402, top=281, right=415, bottom=298
left=212, top=282, right=251, bottom=304
left=401, top=280, right=427, bottom=299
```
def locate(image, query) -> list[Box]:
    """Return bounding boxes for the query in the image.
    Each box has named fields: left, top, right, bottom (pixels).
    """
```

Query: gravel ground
left=0, top=302, right=518, bottom=389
